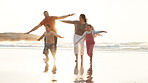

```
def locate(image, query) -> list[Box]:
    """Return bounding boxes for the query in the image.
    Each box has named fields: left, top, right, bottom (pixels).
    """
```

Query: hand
left=96, top=33, right=102, bottom=36
left=37, top=39, right=40, bottom=41
left=75, top=42, right=78, bottom=45
left=24, top=32, right=30, bottom=34
left=99, top=34, right=103, bottom=36
left=103, top=31, right=107, bottom=33
left=69, top=13, right=76, bottom=16
left=59, top=36, right=64, bottom=38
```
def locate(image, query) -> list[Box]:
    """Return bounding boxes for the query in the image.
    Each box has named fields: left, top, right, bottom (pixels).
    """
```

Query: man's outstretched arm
left=57, top=13, right=75, bottom=19
left=25, top=24, right=42, bottom=34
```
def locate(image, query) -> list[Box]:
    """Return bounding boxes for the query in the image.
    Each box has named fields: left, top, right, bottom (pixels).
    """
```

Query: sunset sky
left=0, top=0, right=148, bottom=43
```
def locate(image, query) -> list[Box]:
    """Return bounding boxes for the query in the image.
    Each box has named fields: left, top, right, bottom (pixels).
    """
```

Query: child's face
left=86, top=26, right=92, bottom=31
left=45, top=26, right=50, bottom=31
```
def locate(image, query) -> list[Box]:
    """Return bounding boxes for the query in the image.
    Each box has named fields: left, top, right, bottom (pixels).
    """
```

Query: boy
left=38, top=24, right=64, bottom=62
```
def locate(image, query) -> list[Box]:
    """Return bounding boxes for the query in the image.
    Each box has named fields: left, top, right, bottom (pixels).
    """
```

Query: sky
left=0, top=0, right=148, bottom=43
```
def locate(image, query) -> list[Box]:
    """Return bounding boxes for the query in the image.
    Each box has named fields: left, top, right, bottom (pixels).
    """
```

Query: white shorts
left=73, top=34, right=85, bottom=55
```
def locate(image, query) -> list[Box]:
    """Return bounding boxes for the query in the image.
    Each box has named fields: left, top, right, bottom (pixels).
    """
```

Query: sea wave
left=94, top=42, right=148, bottom=52
left=0, top=42, right=148, bottom=52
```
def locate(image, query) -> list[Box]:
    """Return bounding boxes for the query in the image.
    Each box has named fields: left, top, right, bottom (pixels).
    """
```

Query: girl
left=75, top=24, right=107, bottom=63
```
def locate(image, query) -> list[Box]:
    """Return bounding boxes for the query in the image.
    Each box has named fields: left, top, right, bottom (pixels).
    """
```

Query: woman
left=60, top=14, right=88, bottom=62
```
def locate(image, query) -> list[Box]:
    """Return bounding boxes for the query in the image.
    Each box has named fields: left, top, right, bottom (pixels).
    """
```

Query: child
left=75, top=24, right=107, bottom=63
left=38, top=24, right=64, bottom=62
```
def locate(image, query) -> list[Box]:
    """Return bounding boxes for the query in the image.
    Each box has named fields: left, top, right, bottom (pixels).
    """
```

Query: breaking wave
left=0, top=41, right=148, bottom=52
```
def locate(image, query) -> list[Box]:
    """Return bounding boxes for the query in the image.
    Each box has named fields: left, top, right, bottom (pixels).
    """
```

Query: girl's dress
left=86, top=32, right=95, bottom=57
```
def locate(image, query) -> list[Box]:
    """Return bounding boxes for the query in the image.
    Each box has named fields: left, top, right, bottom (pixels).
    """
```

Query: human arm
left=75, top=32, right=87, bottom=44
left=52, top=31, right=64, bottom=38
left=92, top=31, right=107, bottom=35
left=56, top=13, right=75, bottom=19
left=60, top=20, right=78, bottom=24
left=25, top=24, right=42, bottom=34
left=57, top=35, right=64, bottom=38
left=56, top=34, right=64, bottom=38
left=92, top=31, right=107, bottom=37
left=37, top=33, right=45, bottom=41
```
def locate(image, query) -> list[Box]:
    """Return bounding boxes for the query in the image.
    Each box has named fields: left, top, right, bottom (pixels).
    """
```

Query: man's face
left=44, top=12, right=49, bottom=17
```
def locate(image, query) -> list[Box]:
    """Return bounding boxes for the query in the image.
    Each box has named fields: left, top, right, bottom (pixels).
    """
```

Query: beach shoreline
left=0, top=43, right=148, bottom=83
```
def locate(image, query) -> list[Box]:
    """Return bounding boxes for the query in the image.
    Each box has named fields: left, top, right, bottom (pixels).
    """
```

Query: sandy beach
left=0, top=43, right=148, bottom=83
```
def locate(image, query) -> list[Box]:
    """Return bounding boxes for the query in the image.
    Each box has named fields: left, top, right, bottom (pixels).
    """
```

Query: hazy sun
left=56, top=21, right=74, bottom=43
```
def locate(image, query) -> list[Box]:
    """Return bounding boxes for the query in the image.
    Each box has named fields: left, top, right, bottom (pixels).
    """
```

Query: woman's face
left=79, top=16, right=84, bottom=22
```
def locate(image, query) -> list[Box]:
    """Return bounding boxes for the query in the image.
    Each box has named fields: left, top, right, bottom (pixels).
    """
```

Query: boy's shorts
left=43, top=44, right=55, bottom=55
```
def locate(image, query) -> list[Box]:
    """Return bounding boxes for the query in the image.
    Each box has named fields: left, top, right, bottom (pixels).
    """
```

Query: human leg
left=44, top=37, right=46, bottom=45
left=88, top=44, right=94, bottom=62
left=86, top=43, right=90, bottom=56
left=74, top=59, right=78, bottom=74
left=74, top=44, right=78, bottom=62
left=79, top=38, right=84, bottom=61
left=74, top=34, right=79, bottom=62
left=75, top=54, right=78, bottom=62
left=54, top=36, right=57, bottom=55
left=44, top=62, right=49, bottom=73
left=50, top=44, right=56, bottom=61
left=43, top=46, right=49, bottom=62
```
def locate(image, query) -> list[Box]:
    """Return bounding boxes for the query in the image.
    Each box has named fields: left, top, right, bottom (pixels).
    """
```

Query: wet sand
left=0, top=47, right=148, bottom=83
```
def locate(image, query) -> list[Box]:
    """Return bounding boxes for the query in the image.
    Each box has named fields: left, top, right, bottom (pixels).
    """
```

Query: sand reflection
left=43, top=61, right=57, bottom=82
left=86, top=63, right=94, bottom=83
left=74, top=61, right=94, bottom=83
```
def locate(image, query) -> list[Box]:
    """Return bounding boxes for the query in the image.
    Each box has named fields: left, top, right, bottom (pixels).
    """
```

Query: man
left=26, top=11, right=75, bottom=53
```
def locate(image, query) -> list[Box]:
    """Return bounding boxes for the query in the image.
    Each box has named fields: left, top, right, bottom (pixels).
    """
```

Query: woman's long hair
left=80, top=14, right=87, bottom=23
